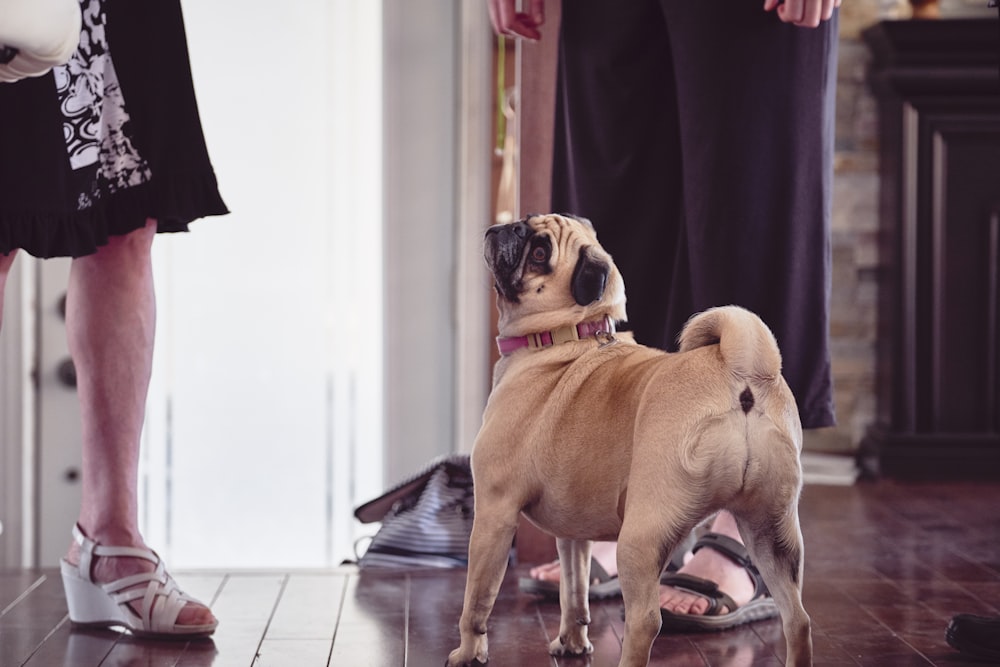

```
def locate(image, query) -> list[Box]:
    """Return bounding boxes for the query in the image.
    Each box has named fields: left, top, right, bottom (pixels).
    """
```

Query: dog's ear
left=571, top=246, right=609, bottom=306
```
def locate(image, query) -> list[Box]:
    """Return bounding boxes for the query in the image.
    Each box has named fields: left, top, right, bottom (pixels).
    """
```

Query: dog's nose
left=485, top=220, right=531, bottom=242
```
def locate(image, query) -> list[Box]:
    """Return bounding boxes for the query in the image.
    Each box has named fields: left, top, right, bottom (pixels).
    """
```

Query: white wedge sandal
left=60, top=524, right=217, bottom=637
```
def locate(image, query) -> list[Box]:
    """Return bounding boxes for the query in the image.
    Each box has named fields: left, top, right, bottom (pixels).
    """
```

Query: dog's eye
left=530, top=245, right=548, bottom=263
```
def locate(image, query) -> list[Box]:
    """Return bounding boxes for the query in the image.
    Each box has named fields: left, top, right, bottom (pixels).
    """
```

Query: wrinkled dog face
left=484, top=218, right=538, bottom=304
left=484, top=214, right=626, bottom=325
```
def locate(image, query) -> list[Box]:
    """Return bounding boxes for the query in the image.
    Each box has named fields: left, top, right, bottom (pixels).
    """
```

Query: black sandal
left=658, top=533, right=779, bottom=633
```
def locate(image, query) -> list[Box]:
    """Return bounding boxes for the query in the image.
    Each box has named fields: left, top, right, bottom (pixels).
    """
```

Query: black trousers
left=551, top=0, right=838, bottom=428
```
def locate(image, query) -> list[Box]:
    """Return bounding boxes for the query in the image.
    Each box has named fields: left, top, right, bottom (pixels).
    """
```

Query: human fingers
left=525, top=0, right=545, bottom=27
left=776, top=0, right=815, bottom=26
left=488, top=0, right=544, bottom=40
left=820, top=0, right=837, bottom=21
left=488, top=0, right=518, bottom=35
left=776, top=0, right=837, bottom=27
left=487, top=0, right=503, bottom=34
left=508, top=13, right=543, bottom=40
left=799, top=0, right=823, bottom=27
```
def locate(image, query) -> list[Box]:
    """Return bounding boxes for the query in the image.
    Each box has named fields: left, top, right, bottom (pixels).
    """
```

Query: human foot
left=527, top=540, right=618, bottom=583
left=658, top=534, right=755, bottom=615
left=657, top=532, right=778, bottom=632
left=520, top=540, right=621, bottom=600
left=525, top=536, right=755, bottom=613
left=63, top=525, right=216, bottom=633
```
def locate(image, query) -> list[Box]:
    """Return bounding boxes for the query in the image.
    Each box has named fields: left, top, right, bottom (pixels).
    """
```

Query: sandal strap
left=692, top=532, right=770, bottom=599
left=69, top=523, right=200, bottom=633
left=658, top=572, right=737, bottom=616
left=111, top=569, right=194, bottom=632
left=101, top=566, right=169, bottom=595
left=71, top=523, right=159, bottom=583
left=107, top=574, right=200, bottom=629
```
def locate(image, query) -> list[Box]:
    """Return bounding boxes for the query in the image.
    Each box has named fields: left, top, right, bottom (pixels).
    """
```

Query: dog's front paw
left=548, top=633, right=594, bottom=657
left=446, top=641, right=488, bottom=667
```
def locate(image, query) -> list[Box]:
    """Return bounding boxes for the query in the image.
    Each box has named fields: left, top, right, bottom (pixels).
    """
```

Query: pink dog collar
left=496, top=316, right=616, bottom=357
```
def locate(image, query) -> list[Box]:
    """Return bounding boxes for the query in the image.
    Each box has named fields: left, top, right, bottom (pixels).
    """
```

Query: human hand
left=487, top=0, right=545, bottom=41
left=763, top=0, right=842, bottom=28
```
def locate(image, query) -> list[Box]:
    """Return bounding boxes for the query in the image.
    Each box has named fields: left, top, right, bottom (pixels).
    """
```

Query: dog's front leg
left=549, top=537, right=595, bottom=657
left=447, top=513, right=518, bottom=667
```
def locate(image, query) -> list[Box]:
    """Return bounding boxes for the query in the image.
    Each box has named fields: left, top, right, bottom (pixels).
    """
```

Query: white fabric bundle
left=0, top=0, right=81, bottom=82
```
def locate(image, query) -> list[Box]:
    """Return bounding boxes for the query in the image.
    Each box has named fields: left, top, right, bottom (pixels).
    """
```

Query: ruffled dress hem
left=0, top=169, right=228, bottom=259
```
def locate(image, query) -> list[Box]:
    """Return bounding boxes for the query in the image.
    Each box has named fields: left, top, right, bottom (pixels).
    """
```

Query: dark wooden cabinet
left=861, top=19, right=1000, bottom=478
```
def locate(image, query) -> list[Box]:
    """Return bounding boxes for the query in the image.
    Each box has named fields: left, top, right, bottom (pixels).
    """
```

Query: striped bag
left=354, top=455, right=474, bottom=569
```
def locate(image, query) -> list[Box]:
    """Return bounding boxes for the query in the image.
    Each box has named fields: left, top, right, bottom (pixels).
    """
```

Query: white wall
left=141, top=0, right=386, bottom=567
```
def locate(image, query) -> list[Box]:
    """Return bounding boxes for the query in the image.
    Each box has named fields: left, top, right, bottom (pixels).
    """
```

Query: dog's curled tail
left=677, top=306, right=782, bottom=382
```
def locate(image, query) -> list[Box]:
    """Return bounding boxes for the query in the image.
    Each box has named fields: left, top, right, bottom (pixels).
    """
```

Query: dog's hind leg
left=616, top=516, right=696, bottom=667
left=735, top=504, right=813, bottom=667
left=447, top=512, right=519, bottom=667
left=549, top=538, right=595, bottom=657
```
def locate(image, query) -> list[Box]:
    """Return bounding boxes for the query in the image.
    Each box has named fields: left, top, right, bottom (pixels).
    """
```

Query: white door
left=139, top=0, right=386, bottom=568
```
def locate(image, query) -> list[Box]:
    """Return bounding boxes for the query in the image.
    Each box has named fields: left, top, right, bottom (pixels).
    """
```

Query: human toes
left=659, top=585, right=715, bottom=616
left=529, top=560, right=561, bottom=582
left=176, top=602, right=217, bottom=627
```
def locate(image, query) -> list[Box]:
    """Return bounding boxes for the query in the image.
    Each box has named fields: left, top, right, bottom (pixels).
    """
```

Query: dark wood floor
left=2, top=479, right=999, bottom=666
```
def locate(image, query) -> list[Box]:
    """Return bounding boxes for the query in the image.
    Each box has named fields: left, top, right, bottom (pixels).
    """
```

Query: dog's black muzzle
left=485, top=221, right=532, bottom=302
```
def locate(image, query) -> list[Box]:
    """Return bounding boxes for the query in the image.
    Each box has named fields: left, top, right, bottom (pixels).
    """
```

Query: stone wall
left=814, top=0, right=883, bottom=453
left=812, top=0, right=996, bottom=453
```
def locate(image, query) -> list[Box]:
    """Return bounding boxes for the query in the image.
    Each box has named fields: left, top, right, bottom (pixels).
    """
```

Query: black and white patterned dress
left=0, top=0, right=227, bottom=258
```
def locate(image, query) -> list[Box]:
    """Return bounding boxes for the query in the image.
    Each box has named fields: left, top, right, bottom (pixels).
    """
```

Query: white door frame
left=454, top=1, right=492, bottom=455
left=382, top=0, right=492, bottom=481
left=1, top=256, right=82, bottom=568
left=0, top=256, right=36, bottom=568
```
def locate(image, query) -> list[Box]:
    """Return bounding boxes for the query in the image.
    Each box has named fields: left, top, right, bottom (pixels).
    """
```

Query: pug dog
left=446, top=214, right=812, bottom=667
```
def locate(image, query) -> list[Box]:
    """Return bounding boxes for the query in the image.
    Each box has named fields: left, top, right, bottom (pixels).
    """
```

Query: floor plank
left=266, top=572, right=346, bottom=640
left=210, top=573, right=287, bottom=667
left=255, top=572, right=346, bottom=667
left=1, top=480, right=998, bottom=666
left=328, top=570, right=406, bottom=666
left=0, top=571, right=45, bottom=614
left=0, top=573, right=71, bottom=666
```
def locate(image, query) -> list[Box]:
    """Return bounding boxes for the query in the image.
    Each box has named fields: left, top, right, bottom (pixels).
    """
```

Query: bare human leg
left=63, top=219, right=214, bottom=629
left=0, top=250, right=17, bottom=331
